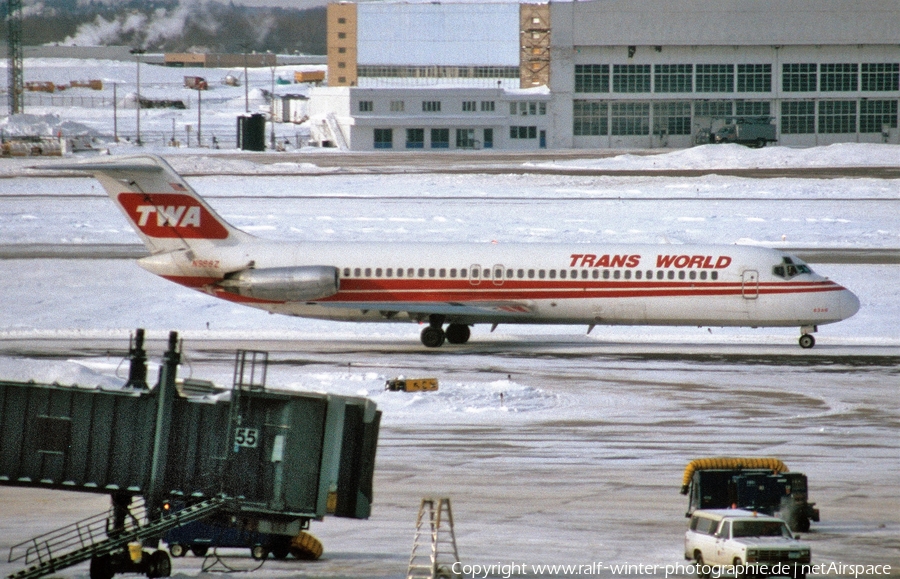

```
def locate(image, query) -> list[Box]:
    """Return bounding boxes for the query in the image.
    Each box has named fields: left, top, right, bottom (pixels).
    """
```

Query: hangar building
left=551, top=0, right=900, bottom=148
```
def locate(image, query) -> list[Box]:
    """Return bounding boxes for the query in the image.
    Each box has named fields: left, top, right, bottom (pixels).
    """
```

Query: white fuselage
left=139, top=240, right=860, bottom=329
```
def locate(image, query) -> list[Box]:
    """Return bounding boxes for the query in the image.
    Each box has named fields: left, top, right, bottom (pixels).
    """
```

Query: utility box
left=385, top=378, right=438, bottom=392
left=237, top=114, right=266, bottom=151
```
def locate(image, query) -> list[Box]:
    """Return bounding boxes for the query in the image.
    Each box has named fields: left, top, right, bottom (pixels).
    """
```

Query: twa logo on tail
left=118, top=193, right=229, bottom=239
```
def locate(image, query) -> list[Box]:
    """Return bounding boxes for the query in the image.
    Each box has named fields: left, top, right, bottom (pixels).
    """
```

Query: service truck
left=713, top=117, right=777, bottom=147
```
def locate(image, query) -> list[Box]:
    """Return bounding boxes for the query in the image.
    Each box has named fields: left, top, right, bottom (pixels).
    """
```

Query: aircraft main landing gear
left=420, top=325, right=445, bottom=348
left=419, top=316, right=471, bottom=347
left=445, top=323, right=471, bottom=344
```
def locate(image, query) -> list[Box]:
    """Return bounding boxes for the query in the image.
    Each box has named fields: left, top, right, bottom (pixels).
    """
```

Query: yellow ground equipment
left=289, top=531, right=323, bottom=560
left=385, top=378, right=438, bottom=392
left=681, top=457, right=788, bottom=493
left=681, top=457, right=818, bottom=532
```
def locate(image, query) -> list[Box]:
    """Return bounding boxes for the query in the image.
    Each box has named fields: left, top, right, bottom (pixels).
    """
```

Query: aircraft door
left=493, top=264, right=505, bottom=286
left=742, top=270, right=759, bottom=299
left=469, top=264, right=481, bottom=286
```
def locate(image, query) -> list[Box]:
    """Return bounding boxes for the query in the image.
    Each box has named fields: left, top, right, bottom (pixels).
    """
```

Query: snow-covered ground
left=1, top=56, right=318, bottom=148
left=0, top=57, right=898, bottom=579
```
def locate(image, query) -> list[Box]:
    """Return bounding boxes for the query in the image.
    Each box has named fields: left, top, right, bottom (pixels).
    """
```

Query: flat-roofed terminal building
left=312, top=2, right=551, bottom=151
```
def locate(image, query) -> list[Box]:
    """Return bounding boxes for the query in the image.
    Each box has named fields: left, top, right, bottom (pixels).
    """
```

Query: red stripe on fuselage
left=161, top=275, right=845, bottom=305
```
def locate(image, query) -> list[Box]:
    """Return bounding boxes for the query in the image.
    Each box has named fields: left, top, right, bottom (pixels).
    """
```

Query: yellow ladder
left=406, top=497, right=461, bottom=579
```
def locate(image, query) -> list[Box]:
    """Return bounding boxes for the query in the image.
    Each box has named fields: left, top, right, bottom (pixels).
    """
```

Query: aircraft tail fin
left=50, top=154, right=254, bottom=254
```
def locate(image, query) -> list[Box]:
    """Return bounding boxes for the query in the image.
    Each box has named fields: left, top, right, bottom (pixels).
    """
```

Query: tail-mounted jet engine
left=217, top=266, right=339, bottom=302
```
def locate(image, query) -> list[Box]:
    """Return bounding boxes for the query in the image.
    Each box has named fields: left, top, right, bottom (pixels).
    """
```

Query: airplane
left=52, top=154, right=860, bottom=349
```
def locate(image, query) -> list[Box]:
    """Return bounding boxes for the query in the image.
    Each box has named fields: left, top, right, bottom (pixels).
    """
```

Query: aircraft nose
left=839, top=287, right=861, bottom=320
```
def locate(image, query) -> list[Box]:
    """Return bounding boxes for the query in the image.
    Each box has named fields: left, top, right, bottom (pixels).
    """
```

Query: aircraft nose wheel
left=421, top=326, right=446, bottom=348
left=799, top=334, right=815, bottom=349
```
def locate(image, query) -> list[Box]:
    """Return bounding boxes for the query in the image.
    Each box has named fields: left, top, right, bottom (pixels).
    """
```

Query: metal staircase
left=324, top=113, right=349, bottom=150
left=6, top=497, right=226, bottom=579
left=406, top=497, right=461, bottom=579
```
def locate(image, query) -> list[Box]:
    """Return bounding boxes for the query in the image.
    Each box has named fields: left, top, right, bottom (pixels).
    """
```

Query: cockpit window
left=773, top=256, right=812, bottom=279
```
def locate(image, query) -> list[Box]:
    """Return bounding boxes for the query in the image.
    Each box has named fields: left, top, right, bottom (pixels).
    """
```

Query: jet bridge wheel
left=147, top=550, right=172, bottom=578
left=445, top=323, right=470, bottom=344
left=799, top=334, right=815, bottom=349
left=420, top=326, right=446, bottom=348
left=89, top=555, right=114, bottom=579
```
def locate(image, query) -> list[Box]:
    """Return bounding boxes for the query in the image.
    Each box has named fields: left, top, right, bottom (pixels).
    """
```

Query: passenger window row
left=341, top=267, right=719, bottom=281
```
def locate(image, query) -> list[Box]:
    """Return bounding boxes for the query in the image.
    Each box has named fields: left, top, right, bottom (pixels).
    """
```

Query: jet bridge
left=0, top=330, right=380, bottom=579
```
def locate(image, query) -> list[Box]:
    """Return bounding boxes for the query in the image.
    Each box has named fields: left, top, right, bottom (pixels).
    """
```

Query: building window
left=480, top=100, right=495, bottom=112
left=338, top=47, right=346, bottom=54
left=575, top=64, right=609, bottom=93
left=373, top=128, right=393, bottom=149
left=509, top=102, right=545, bottom=116
left=735, top=100, right=771, bottom=119
left=357, top=65, right=519, bottom=80
left=696, top=64, right=734, bottom=92
left=573, top=100, right=608, bottom=136
left=818, top=100, right=857, bottom=133
left=862, top=63, right=900, bottom=92
left=337, top=32, right=346, bottom=39
left=654, top=64, right=692, bottom=93
left=737, top=64, right=772, bottom=92
left=611, top=102, right=650, bottom=135
left=358, top=100, right=373, bottom=112
left=422, top=101, right=441, bottom=112
left=694, top=100, right=733, bottom=119
left=820, top=64, right=858, bottom=92
left=462, top=101, right=476, bottom=112
left=510, top=126, right=537, bottom=139
left=337, top=17, right=346, bottom=23
left=781, top=101, right=815, bottom=134
left=406, top=128, right=424, bottom=148
left=860, top=100, right=898, bottom=132
left=338, top=62, right=346, bottom=69
left=456, top=128, right=476, bottom=148
left=613, top=64, right=651, bottom=93
left=390, top=100, right=405, bottom=112
left=483, top=128, right=494, bottom=148
left=652, top=101, right=691, bottom=135
left=431, top=128, right=449, bottom=148
left=338, top=76, right=346, bottom=84
left=783, top=63, right=817, bottom=92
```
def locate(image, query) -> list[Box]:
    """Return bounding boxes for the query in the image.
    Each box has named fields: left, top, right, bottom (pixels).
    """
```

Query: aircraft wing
left=316, top=300, right=535, bottom=317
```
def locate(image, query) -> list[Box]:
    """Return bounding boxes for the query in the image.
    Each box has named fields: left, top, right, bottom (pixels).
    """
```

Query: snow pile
left=532, top=143, right=900, bottom=171
left=0, top=358, right=127, bottom=390
left=166, top=156, right=340, bottom=175
left=0, top=113, right=98, bottom=137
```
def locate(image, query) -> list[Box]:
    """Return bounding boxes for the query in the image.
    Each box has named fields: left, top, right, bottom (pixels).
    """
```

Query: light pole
left=269, top=53, right=276, bottom=150
left=130, top=47, right=145, bottom=145
left=196, top=86, right=202, bottom=147
left=240, top=43, right=250, bottom=114
left=113, top=82, right=118, bottom=142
